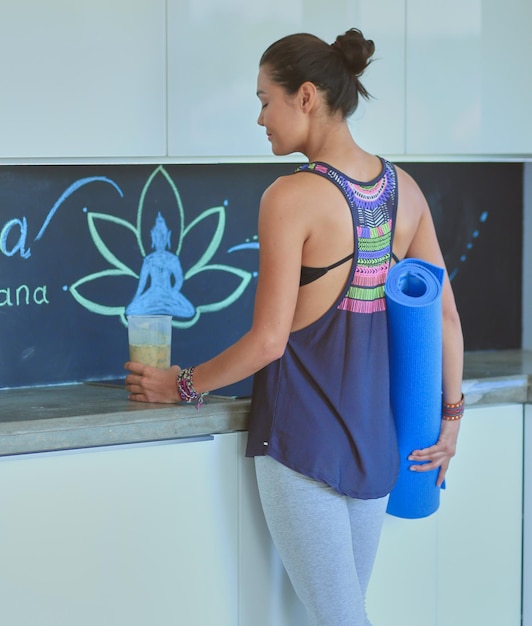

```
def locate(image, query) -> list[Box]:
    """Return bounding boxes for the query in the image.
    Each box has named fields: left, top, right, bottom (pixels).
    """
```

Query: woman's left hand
left=124, top=362, right=181, bottom=404
left=408, top=420, right=461, bottom=487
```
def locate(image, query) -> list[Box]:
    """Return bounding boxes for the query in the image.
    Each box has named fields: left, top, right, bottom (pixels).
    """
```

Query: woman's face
left=256, top=66, right=306, bottom=156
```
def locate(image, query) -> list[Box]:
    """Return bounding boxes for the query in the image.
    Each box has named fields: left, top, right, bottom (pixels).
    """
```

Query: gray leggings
left=255, top=455, right=388, bottom=626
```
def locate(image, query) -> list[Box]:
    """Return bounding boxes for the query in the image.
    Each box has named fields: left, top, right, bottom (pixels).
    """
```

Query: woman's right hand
left=124, top=362, right=182, bottom=404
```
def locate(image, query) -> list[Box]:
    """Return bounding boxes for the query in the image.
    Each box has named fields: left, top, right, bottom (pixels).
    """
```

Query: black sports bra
left=300, top=252, right=400, bottom=286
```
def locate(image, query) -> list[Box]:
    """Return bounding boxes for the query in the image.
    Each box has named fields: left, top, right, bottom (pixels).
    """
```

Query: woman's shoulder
left=394, top=164, right=423, bottom=194
left=392, top=165, right=433, bottom=258
left=394, top=165, right=428, bottom=212
left=261, top=168, right=325, bottom=206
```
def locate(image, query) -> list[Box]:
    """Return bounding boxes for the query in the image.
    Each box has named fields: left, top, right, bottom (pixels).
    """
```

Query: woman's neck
left=304, top=123, right=379, bottom=179
left=305, top=119, right=354, bottom=159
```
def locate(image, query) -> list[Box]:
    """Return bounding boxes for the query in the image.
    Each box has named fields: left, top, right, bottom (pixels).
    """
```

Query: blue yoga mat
left=385, top=259, right=445, bottom=519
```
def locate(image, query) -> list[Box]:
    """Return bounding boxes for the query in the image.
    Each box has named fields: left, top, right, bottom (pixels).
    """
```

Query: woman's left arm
left=408, top=274, right=464, bottom=486
left=396, top=171, right=464, bottom=486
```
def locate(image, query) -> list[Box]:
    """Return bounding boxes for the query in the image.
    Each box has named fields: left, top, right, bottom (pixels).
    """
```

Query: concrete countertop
left=1, top=349, right=531, bottom=457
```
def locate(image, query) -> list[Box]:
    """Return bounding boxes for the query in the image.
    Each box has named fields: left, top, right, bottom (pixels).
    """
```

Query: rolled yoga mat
left=385, top=258, right=445, bottom=519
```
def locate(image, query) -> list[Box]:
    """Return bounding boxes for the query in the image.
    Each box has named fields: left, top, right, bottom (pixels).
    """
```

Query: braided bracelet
left=442, top=393, right=464, bottom=421
left=176, top=366, right=208, bottom=408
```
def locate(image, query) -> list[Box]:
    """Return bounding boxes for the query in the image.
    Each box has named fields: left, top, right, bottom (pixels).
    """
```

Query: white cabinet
left=0, top=1, right=166, bottom=159
left=366, top=512, right=438, bottom=624
left=367, top=403, right=523, bottom=626
left=406, top=0, right=532, bottom=155
left=436, top=403, right=523, bottom=626
left=0, top=407, right=524, bottom=626
left=166, top=0, right=405, bottom=159
left=237, top=433, right=307, bottom=626
left=524, top=405, right=532, bottom=626
left=3, top=0, right=531, bottom=161
left=1, top=0, right=532, bottom=160
left=0, top=435, right=239, bottom=626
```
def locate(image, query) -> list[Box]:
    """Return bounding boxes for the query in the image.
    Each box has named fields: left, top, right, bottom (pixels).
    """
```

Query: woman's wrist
left=442, top=393, right=464, bottom=421
left=176, top=366, right=209, bottom=408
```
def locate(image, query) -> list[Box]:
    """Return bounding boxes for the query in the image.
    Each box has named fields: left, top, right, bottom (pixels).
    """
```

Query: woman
left=125, top=28, right=464, bottom=626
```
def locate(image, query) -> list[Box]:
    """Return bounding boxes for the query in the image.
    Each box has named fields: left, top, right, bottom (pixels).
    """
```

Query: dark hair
left=260, top=29, right=375, bottom=118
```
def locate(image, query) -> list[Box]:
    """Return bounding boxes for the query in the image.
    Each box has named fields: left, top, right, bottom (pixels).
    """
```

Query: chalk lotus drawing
left=69, top=166, right=256, bottom=329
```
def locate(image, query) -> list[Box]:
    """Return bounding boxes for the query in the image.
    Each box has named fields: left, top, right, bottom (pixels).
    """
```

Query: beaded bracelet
left=442, top=393, right=464, bottom=421
left=176, top=366, right=208, bottom=409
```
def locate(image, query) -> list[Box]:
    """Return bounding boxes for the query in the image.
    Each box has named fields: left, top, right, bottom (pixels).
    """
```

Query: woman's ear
left=299, top=81, right=318, bottom=113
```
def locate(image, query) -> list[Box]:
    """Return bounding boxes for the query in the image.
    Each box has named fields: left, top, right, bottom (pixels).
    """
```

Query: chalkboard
left=0, top=161, right=523, bottom=396
left=398, top=161, right=523, bottom=351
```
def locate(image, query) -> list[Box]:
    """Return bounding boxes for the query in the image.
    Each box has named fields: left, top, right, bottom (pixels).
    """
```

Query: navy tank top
left=246, top=159, right=400, bottom=499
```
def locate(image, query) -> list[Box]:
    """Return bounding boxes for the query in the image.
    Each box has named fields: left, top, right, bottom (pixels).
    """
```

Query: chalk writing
left=0, top=218, right=30, bottom=258
left=0, top=285, right=49, bottom=307
left=0, top=176, right=123, bottom=260
left=0, top=176, right=123, bottom=259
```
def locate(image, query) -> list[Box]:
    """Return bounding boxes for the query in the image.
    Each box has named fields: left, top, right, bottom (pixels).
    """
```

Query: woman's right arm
left=125, top=176, right=310, bottom=402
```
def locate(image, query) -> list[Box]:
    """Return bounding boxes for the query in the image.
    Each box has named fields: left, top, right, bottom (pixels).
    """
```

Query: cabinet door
left=237, top=433, right=307, bottom=626
left=0, top=1, right=166, bottom=158
left=367, top=403, right=523, bottom=626
left=167, top=0, right=405, bottom=160
left=366, top=513, right=438, bottom=625
left=525, top=405, right=532, bottom=626
left=0, top=435, right=238, bottom=626
left=437, top=404, right=523, bottom=626
left=406, top=0, right=532, bottom=155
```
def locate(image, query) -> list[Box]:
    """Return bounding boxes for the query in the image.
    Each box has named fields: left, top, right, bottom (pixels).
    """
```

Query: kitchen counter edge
left=1, top=349, right=531, bottom=457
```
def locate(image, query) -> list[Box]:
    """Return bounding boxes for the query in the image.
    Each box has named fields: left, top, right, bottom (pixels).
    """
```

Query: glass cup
left=127, top=315, right=172, bottom=368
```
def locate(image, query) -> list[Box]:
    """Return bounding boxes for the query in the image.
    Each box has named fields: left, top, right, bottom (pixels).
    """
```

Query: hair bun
left=331, top=28, right=375, bottom=77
